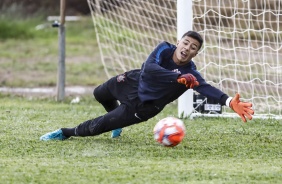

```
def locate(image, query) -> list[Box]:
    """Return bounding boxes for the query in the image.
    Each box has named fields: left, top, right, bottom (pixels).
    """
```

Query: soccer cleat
left=111, top=128, right=122, bottom=138
left=40, top=129, right=68, bottom=141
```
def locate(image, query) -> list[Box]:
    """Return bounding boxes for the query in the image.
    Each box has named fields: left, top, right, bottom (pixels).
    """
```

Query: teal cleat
left=111, top=128, right=122, bottom=138
left=40, top=129, right=67, bottom=141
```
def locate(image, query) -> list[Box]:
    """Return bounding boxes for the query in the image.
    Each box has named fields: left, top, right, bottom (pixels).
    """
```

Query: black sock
left=61, top=128, right=76, bottom=137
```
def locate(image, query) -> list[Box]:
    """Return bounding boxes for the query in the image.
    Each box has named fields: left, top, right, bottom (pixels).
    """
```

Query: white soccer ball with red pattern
left=153, top=117, right=186, bottom=147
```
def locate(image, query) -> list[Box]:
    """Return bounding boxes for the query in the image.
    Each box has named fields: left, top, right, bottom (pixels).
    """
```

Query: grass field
left=1, top=94, right=281, bottom=184
left=1, top=12, right=282, bottom=184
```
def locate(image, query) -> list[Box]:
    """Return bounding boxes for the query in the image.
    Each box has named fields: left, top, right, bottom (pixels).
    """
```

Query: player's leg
left=73, top=103, right=139, bottom=137
left=40, top=103, right=141, bottom=141
left=40, top=99, right=164, bottom=141
left=71, top=100, right=163, bottom=137
left=95, top=72, right=139, bottom=138
left=94, top=76, right=124, bottom=138
left=94, top=78, right=119, bottom=112
left=40, top=71, right=141, bottom=141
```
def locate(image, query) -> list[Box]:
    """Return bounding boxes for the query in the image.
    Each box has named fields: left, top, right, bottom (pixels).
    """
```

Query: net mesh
left=88, top=0, right=282, bottom=116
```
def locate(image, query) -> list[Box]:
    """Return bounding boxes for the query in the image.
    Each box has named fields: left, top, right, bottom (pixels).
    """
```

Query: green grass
left=0, top=94, right=281, bottom=183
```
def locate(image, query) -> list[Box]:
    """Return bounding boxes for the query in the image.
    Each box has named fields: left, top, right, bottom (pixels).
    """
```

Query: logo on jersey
left=172, top=69, right=181, bottom=74
left=117, top=74, right=126, bottom=82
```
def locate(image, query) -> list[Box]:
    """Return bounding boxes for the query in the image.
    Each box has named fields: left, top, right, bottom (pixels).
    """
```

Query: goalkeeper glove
left=177, top=73, right=199, bottom=88
left=229, top=93, right=254, bottom=122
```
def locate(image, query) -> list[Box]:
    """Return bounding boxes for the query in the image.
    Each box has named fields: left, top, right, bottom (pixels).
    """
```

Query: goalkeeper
left=40, top=31, right=254, bottom=141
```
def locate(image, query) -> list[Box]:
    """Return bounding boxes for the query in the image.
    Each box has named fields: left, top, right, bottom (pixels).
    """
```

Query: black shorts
left=76, top=70, right=163, bottom=136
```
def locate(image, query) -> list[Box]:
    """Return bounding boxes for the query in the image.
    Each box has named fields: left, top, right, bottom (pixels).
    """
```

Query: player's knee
left=93, top=85, right=102, bottom=100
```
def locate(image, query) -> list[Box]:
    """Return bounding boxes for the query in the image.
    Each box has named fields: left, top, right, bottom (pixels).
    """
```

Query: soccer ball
left=153, top=117, right=186, bottom=147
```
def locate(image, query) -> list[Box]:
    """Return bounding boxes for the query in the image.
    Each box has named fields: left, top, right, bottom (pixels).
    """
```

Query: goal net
left=88, top=0, right=282, bottom=119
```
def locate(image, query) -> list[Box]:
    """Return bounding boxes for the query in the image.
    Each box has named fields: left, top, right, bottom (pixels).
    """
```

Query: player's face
left=173, top=36, right=200, bottom=65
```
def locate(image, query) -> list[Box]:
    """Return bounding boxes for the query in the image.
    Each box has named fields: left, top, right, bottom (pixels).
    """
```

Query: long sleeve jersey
left=137, top=41, right=229, bottom=108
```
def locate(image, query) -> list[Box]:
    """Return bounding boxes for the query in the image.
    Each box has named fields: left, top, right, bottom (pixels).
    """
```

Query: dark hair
left=181, top=31, right=203, bottom=50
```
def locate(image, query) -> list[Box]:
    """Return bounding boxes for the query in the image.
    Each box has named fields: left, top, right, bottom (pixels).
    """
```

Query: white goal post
left=87, top=0, right=282, bottom=119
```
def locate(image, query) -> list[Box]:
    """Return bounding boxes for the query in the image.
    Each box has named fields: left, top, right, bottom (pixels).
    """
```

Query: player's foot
left=111, top=128, right=122, bottom=138
left=40, top=129, right=68, bottom=141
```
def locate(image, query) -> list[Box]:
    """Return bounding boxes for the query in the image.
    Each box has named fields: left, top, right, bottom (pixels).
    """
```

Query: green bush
left=0, top=19, right=35, bottom=39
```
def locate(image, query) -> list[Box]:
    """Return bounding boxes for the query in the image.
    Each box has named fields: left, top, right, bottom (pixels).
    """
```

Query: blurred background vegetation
left=0, top=0, right=105, bottom=88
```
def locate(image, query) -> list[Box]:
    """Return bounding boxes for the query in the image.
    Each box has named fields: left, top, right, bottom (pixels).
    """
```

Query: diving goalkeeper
left=40, top=31, right=254, bottom=141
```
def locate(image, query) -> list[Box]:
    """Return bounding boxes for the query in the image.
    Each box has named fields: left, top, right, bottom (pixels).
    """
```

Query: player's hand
left=177, top=73, right=199, bottom=88
left=230, top=93, right=254, bottom=122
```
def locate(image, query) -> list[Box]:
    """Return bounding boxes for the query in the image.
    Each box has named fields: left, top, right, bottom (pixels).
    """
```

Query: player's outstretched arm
left=227, top=93, right=254, bottom=122
left=177, top=73, right=199, bottom=88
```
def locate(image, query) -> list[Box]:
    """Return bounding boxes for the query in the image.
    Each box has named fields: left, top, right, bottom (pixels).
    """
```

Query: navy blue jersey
left=138, top=41, right=228, bottom=107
